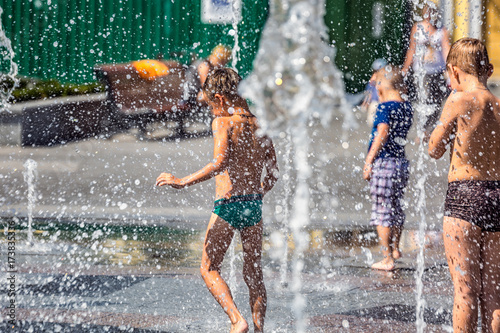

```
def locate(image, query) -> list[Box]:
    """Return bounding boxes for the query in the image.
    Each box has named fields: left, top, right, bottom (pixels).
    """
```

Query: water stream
left=23, top=159, right=37, bottom=245
left=241, top=0, right=349, bottom=330
left=410, top=2, right=435, bottom=331
left=0, top=7, right=18, bottom=112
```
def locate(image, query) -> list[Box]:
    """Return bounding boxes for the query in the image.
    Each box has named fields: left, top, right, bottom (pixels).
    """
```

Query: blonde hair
left=447, top=38, right=490, bottom=77
left=203, top=67, right=241, bottom=102
left=211, top=44, right=232, bottom=63
left=377, top=65, right=405, bottom=92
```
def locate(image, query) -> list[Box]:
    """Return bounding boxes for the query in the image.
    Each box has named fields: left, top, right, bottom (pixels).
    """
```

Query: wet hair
left=447, top=38, right=491, bottom=78
left=203, top=67, right=241, bottom=102
left=377, top=65, right=405, bottom=92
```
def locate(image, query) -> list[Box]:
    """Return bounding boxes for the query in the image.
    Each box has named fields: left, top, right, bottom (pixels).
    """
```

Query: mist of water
left=240, top=0, right=350, bottom=330
left=23, top=159, right=37, bottom=245
left=230, top=0, right=240, bottom=71
left=411, top=2, right=432, bottom=331
left=0, top=7, right=19, bottom=112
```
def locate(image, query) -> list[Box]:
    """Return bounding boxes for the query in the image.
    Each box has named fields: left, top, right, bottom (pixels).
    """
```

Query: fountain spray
left=23, top=159, right=37, bottom=245
left=240, top=0, right=349, bottom=330
left=0, top=7, right=19, bottom=112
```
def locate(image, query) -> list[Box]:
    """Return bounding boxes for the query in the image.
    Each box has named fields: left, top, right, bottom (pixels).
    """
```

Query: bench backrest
left=95, top=61, right=186, bottom=114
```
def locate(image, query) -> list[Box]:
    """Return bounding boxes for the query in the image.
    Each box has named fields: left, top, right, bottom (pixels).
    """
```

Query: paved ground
left=0, top=222, right=451, bottom=332
left=3, top=88, right=493, bottom=332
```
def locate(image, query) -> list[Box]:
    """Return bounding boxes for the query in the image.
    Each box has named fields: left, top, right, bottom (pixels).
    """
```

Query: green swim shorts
left=213, top=194, right=263, bottom=230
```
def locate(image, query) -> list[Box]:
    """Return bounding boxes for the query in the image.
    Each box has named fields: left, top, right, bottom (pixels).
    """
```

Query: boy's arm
left=363, top=123, right=390, bottom=180
left=262, top=137, right=279, bottom=196
left=156, top=118, right=229, bottom=188
left=428, top=93, right=459, bottom=159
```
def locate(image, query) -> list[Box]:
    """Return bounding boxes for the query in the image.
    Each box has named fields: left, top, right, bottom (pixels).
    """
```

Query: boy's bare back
left=439, top=90, right=500, bottom=182
left=213, top=112, right=274, bottom=199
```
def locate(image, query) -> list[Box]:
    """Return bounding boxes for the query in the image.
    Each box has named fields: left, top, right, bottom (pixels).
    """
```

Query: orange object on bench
left=94, top=60, right=194, bottom=137
left=95, top=61, right=187, bottom=115
left=132, top=59, right=170, bottom=80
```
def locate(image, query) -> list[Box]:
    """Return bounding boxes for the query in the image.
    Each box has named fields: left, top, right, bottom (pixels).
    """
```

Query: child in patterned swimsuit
left=428, top=38, right=500, bottom=333
left=156, top=68, right=279, bottom=333
left=363, top=64, right=413, bottom=271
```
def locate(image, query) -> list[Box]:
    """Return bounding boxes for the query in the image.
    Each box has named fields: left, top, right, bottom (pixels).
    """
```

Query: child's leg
left=391, top=225, right=403, bottom=259
left=240, top=221, right=266, bottom=333
left=390, top=160, right=408, bottom=260
left=443, top=216, right=482, bottom=333
left=480, top=230, right=500, bottom=333
left=200, top=213, right=248, bottom=333
left=376, top=225, right=393, bottom=259
left=372, top=225, right=396, bottom=270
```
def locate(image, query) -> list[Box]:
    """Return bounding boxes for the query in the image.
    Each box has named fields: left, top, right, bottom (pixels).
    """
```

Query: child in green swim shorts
left=156, top=67, right=279, bottom=333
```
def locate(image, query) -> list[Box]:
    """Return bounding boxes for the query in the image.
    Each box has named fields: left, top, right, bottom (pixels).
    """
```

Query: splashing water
left=0, top=7, right=19, bottom=112
left=279, top=129, right=293, bottom=286
left=230, top=0, right=240, bottom=71
left=410, top=1, right=433, bottom=331
left=240, top=0, right=350, bottom=331
left=23, top=159, right=37, bottom=245
left=228, top=0, right=241, bottom=290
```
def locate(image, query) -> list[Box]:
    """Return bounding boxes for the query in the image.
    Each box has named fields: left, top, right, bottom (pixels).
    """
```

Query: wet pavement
left=0, top=221, right=452, bottom=332
left=0, top=100, right=463, bottom=332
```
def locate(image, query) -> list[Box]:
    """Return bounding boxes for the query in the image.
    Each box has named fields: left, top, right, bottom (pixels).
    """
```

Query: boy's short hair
left=203, top=68, right=241, bottom=101
left=378, top=65, right=405, bottom=92
left=447, top=38, right=490, bottom=77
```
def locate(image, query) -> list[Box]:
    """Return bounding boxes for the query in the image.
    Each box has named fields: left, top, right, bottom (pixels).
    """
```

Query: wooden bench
left=94, top=61, right=192, bottom=138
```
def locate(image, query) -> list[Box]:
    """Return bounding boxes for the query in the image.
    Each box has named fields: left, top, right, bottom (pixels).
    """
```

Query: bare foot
left=230, top=319, right=249, bottom=333
left=392, top=249, right=402, bottom=260
left=371, top=259, right=395, bottom=271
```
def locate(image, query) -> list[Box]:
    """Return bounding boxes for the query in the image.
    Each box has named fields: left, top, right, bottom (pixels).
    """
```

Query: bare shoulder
left=198, top=61, right=209, bottom=71
left=212, top=117, right=232, bottom=134
left=444, top=91, right=472, bottom=115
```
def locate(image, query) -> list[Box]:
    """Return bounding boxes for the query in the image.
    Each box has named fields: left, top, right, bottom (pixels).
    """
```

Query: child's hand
left=363, top=163, right=372, bottom=181
left=156, top=173, right=185, bottom=189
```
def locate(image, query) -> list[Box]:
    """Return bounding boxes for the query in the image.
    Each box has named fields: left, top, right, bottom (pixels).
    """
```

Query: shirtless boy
left=429, top=38, right=500, bottom=333
left=156, top=68, right=279, bottom=333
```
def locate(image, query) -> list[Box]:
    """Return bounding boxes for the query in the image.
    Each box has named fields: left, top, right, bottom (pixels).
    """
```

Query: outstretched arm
left=156, top=118, right=230, bottom=188
left=261, top=137, right=279, bottom=196
left=428, top=93, right=459, bottom=159
left=363, top=123, right=389, bottom=180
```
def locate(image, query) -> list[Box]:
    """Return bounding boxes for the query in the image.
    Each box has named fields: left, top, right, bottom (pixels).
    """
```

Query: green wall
left=325, top=0, right=411, bottom=93
left=0, top=0, right=409, bottom=92
left=0, top=0, right=268, bottom=84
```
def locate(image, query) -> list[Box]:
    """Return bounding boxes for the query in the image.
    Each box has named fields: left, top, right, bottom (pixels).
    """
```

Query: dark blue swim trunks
left=444, top=180, right=500, bottom=232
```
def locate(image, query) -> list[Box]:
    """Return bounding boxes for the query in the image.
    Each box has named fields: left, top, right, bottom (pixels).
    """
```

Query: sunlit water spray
left=280, top=129, right=293, bottom=286
left=230, top=0, right=240, bottom=71
left=0, top=7, right=19, bottom=112
left=409, top=1, right=435, bottom=331
left=228, top=0, right=242, bottom=292
left=23, top=159, right=37, bottom=245
left=240, top=0, right=350, bottom=330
